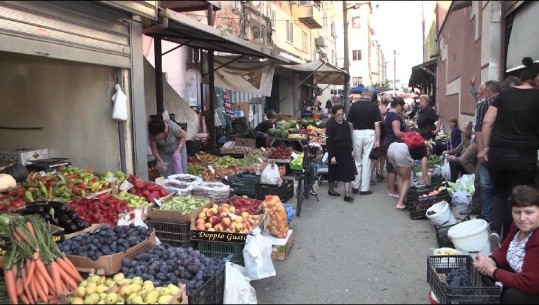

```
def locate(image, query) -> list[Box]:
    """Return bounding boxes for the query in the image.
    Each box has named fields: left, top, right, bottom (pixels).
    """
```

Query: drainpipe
left=488, top=1, right=502, bottom=80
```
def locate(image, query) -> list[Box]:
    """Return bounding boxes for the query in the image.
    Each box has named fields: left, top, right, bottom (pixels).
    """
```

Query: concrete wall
left=0, top=51, right=122, bottom=173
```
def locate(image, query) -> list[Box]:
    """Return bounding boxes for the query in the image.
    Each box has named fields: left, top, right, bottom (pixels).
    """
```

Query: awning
left=505, top=1, right=539, bottom=72
left=408, top=58, right=437, bottom=89
left=143, top=8, right=290, bottom=63
left=278, top=60, right=348, bottom=85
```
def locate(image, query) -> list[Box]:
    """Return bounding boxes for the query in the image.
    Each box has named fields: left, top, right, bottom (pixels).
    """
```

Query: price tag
left=208, top=165, right=215, bottom=174
left=105, top=177, right=118, bottom=183
left=291, top=152, right=298, bottom=159
left=154, top=198, right=163, bottom=207
left=258, top=157, right=263, bottom=163
left=39, top=171, right=47, bottom=177
left=119, top=180, right=133, bottom=191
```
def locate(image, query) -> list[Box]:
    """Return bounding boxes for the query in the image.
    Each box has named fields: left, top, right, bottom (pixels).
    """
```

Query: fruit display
left=186, top=163, right=206, bottom=176
left=214, top=156, right=239, bottom=168
left=66, top=274, right=185, bottom=304
left=193, top=203, right=261, bottom=233
left=17, top=201, right=89, bottom=233
left=0, top=187, right=27, bottom=212
left=126, top=175, right=168, bottom=203
left=262, top=195, right=289, bottom=238
left=121, top=243, right=225, bottom=296
left=289, top=153, right=304, bottom=171
left=67, top=195, right=131, bottom=227
left=219, top=145, right=253, bottom=155
left=245, top=148, right=268, bottom=160
left=194, top=152, right=219, bottom=163
left=192, top=182, right=230, bottom=203
left=287, top=133, right=308, bottom=139
left=228, top=196, right=262, bottom=215
left=116, top=190, right=150, bottom=208
left=418, top=186, right=446, bottom=198
left=100, top=171, right=130, bottom=186
left=58, top=224, right=152, bottom=261
left=268, top=146, right=294, bottom=160
left=157, top=195, right=210, bottom=214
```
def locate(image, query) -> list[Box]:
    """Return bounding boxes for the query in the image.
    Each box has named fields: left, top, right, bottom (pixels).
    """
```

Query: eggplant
left=58, top=214, right=72, bottom=227
left=66, top=210, right=79, bottom=220
left=47, top=201, right=68, bottom=212
left=22, top=204, right=48, bottom=214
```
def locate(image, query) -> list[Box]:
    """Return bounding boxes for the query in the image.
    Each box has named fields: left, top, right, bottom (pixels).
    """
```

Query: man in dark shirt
left=346, top=86, right=382, bottom=195
left=254, top=111, right=277, bottom=146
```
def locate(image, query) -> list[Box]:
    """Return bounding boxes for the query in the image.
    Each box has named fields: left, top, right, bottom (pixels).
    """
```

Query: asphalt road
left=251, top=179, right=438, bottom=304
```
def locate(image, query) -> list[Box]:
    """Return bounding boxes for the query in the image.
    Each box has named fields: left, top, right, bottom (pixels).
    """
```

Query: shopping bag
left=111, top=84, right=128, bottom=121
left=260, top=162, right=281, bottom=185
left=441, top=157, right=451, bottom=181
left=172, top=150, right=183, bottom=174
left=243, top=227, right=276, bottom=281
left=224, top=262, right=257, bottom=304
left=401, top=131, right=426, bottom=148
left=452, top=189, right=472, bottom=207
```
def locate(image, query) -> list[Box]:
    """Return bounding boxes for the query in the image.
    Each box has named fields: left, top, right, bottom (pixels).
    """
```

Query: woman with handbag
left=325, top=105, right=357, bottom=203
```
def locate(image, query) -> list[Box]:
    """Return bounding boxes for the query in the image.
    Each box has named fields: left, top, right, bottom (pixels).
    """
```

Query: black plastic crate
left=408, top=191, right=452, bottom=220
left=188, top=262, right=225, bottom=304
left=147, top=219, right=194, bottom=248
left=197, top=241, right=245, bottom=266
left=427, top=255, right=501, bottom=304
left=255, top=178, right=294, bottom=202
left=222, top=173, right=260, bottom=196
left=433, top=223, right=457, bottom=248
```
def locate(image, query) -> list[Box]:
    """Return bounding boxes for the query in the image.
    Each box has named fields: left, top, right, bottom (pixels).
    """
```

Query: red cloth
left=491, top=223, right=539, bottom=294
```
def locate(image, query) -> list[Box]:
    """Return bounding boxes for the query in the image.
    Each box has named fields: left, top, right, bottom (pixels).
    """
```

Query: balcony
left=291, top=2, right=323, bottom=29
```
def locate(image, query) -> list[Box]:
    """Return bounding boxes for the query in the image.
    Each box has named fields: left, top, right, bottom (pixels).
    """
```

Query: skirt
left=328, top=151, right=357, bottom=182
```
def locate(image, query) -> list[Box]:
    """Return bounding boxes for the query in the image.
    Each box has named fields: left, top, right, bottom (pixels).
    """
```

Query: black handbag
left=369, top=147, right=380, bottom=160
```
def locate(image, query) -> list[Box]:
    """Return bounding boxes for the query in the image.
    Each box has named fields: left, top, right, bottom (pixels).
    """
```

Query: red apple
left=221, top=217, right=232, bottom=228
left=210, top=216, right=221, bottom=226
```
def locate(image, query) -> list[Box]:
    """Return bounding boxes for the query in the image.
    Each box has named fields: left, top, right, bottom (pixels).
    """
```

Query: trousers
left=351, top=129, right=375, bottom=191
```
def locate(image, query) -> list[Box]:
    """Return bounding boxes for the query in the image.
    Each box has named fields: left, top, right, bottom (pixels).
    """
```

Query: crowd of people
left=324, top=57, right=539, bottom=303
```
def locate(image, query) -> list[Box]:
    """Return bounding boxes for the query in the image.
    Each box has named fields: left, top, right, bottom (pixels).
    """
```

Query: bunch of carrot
left=3, top=214, right=83, bottom=304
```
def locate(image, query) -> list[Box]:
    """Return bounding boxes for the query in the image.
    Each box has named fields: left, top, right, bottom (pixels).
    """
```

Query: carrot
left=15, top=277, right=23, bottom=297
left=36, top=270, right=49, bottom=298
left=19, top=293, right=30, bottom=305
left=34, top=277, right=48, bottom=303
left=14, top=228, right=30, bottom=245
left=5, top=265, right=18, bottom=305
left=25, top=221, right=36, bottom=237
left=57, top=266, right=78, bottom=290
left=47, top=261, right=62, bottom=294
left=35, top=259, right=55, bottom=292
left=29, top=277, right=38, bottom=303
left=55, top=257, right=82, bottom=282
left=48, top=296, right=60, bottom=304
left=23, top=258, right=35, bottom=288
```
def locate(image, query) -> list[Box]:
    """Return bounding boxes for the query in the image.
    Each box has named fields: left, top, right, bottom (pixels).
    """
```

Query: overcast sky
left=371, top=1, right=424, bottom=87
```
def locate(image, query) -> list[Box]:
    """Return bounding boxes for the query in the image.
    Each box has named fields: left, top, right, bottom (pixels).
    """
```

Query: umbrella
left=350, top=84, right=365, bottom=94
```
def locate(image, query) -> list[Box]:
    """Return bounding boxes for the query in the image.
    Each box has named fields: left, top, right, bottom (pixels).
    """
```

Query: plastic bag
left=224, top=262, right=257, bottom=304
left=441, top=157, right=451, bottom=181
left=283, top=203, right=295, bottom=224
left=452, top=189, right=472, bottom=207
left=243, top=227, right=276, bottom=281
left=260, top=162, right=281, bottom=185
left=112, top=84, right=128, bottom=121
left=172, top=150, right=183, bottom=174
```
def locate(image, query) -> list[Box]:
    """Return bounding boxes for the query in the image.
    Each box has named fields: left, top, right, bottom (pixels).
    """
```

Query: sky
left=370, top=1, right=424, bottom=87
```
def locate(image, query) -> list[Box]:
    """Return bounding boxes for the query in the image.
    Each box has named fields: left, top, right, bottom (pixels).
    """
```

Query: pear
left=80, top=280, right=89, bottom=287
left=88, top=275, right=101, bottom=284
left=158, top=287, right=170, bottom=296
left=131, top=276, right=144, bottom=286
left=99, top=292, right=107, bottom=301
left=130, top=284, right=142, bottom=294
left=73, top=287, right=86, bottom=298
left=131, top=296, right=144, bottom=304
left=85, top=283, right=98, bottom=295
left=96, top=284, right=108, bottom=294
left=158, top=295, right=173, bottom=304
left=113, top=273, right=125, bottom=283
left=83, top=293, right=100, bottom=304
left=105, top=278, right=117, bottom=287
left=143, top=280, right=154, bottom=287
left=126, top=293, right=138, bottom=304
left=144, top=291, right=159, bottom=304
left=100, top=276, right=107, bottom=285
left=118, top=283, right=132, bottom=297
left=167, top=284, right=180, bottom=295
left=70, top=297, right=84, bottom=305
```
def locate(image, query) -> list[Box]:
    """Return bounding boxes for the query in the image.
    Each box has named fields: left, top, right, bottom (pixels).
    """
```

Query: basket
left=255, top=178, right=294, bottom=202
left=147, top=219, right=195, bottom=248
left=188, top=263, right=225, bottom=304
left=427, top=255, right=501, bottom=304
left=197, top=241, right=245, bottom=266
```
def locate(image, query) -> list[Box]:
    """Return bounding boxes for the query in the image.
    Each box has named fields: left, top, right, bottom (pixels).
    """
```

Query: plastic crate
left=147, top=219, right=195, bottom=248
left=255, top=178, right=294, bottom=202
left=427, top=255, right=501, bottom=304
left=197, top=241, right=245, bottom=266
left=433, top=223, right=457, bottom=248
left=222, top=173, right=260, bottom=196
left=188, top=263, right=225, bottom=304
left=407, top=188, right=452, bottom=220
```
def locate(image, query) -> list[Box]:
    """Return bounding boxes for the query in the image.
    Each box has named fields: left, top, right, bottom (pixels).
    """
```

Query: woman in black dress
left=416, top=94, right=441, bottom=141
left=326, top=105, right=357, bottom=202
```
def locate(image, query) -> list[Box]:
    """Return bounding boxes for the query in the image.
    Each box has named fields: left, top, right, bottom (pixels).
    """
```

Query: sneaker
left=489, top=232, right=501, bottom=252
left=459, top=208, right=480, bottom=216
left=359, top=190, right=373, bottom=195
left=344, top=196, right=354, bottom=203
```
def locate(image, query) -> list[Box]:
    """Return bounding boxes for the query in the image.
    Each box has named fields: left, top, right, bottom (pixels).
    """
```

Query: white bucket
left=426, top=201, right=456, bottom=226
left=448, top=219, right=490, bottom=255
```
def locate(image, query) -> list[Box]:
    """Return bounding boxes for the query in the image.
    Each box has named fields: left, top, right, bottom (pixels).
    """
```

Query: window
left=286, top=20, right=294, bottom=43
left=331, top=22, right=336, bottom=37
left=352, top=77, right=363, bottom=87
left=351, top=17, right=361, bottom=29
left=298, top=1, right=312, bottom=6
left=232, top=1, right=239, bottom=11
left=302, top=31, right=308, bottom=52
left=352, top=50, right=362, bottom=61
left=270, top=9, right=276, bottom=30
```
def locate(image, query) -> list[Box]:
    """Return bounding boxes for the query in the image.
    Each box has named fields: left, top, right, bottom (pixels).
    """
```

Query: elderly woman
left=416, top=94, right=441, bottom=141
left=473, top=185, right=539, bottom=304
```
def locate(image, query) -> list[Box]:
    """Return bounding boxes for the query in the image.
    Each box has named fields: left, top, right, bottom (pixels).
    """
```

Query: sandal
left=328, top=190, right=341, bottom=197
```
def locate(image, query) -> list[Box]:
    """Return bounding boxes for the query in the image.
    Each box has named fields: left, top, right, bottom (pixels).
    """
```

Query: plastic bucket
left=426, top=201, right=456, bottom=226
left=448, top=219, right=490, bottom=255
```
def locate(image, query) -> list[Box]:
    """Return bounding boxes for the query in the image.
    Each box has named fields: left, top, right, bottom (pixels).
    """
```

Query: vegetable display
left=121, top=243, right=225, bottom=296
left=67, top=195, right=131, bottom=227
left=0, top=187, right=27, bottom=213
left=116, top=190, right=150, bottom=208
left=158, top=196, right=209, bottom=214
left=268, top=146, right=293, bottom=160
left=228, top=196, right=262, bottom=215
left=126, top=175, right=168, bottom=203
left=57, top=224, right=152, bottom=261
left=3, top=214, right=83, bottom=304
left=17, top=201, right=89, bottom=234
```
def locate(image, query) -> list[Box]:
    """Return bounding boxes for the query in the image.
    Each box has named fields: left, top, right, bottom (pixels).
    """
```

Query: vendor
left=148, top=117, right=187, bottom=177
left=254, top=111, right=277, bottom=146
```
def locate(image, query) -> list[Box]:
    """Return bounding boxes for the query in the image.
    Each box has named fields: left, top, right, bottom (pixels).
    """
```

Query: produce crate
left=197, top=241, right=245, bottom=266
left=221, top=173, right=260, bottom=197
left=255, top=178, right=294, bottom=202
left=147, top=219, right=195, bottom=248
left=407, top=184, right=451, bottom=220
left=433, top=223, right=457, bottom=249
left=189, top=262, right=226, bottom=304
left=427, top=255, right=501, bottom=304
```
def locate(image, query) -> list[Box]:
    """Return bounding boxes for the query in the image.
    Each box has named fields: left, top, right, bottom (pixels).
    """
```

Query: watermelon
left=268, top=128, right=280, bottom=137
left=281, top=130, right=289, bottom=138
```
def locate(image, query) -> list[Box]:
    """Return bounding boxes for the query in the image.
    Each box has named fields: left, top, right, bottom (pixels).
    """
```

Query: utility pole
left=393, top=49, right=396, bottom=96
left=343, top=0, right=350, bottom=113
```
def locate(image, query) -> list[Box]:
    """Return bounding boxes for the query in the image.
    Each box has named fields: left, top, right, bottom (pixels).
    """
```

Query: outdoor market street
left=252, top=180, right=436, bottom=304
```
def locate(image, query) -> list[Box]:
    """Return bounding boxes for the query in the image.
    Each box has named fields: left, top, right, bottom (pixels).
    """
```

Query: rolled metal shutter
left=0, top=1, right=132, bottom=68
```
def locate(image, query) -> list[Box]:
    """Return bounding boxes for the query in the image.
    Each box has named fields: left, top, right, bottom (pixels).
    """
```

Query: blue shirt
left=383, top=111, right=405, bottom=149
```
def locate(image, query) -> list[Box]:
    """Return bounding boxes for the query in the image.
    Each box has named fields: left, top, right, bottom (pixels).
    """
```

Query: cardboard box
left=0, top=148, right=48, bottom=165
left=262, top=229, right=294, bottom=261
left=63, top=224, right=156, bottom=275
left=146, top=196, right=213, bottom=222
left=235, top=138, right=256, bottom=148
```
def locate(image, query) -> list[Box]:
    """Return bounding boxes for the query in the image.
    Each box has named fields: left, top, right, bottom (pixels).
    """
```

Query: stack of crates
left=147, top=219, right=196, bottom=249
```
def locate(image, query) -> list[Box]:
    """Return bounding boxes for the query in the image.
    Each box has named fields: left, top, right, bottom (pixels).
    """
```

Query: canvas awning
left=408, top=58, right=436, bottom=89
left=143, top=8, right=290, bottom=63
left=278, top=60, right=348, bottom=85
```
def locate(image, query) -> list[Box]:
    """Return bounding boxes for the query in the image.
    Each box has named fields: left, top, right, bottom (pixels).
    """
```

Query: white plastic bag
left=452, top=189, right=472, bottom=207
left=224, top=262, right=257, bottom=304
left=243, top=227, right=276, bottom=281
left=112, top=84, right=128, bottom=121
left=260, top=162, right=281, bottom=185
left=441, top=157, right=451, bottom=181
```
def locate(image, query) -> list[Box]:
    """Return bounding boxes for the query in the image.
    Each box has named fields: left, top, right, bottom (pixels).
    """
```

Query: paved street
left=251, top=179, right=437, bottom=304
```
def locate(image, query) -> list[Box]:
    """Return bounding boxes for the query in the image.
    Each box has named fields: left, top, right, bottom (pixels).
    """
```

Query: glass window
left=287, top=21, right=294, bottom=43
left=351, top=17, right=361, bottom=29
left=352, top=50, right=362, bottom=61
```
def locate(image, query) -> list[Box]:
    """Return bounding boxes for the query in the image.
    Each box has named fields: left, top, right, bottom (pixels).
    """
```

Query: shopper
left=326, top=104, right=357, bottom=203
left=472, top=185, right=539, bottom=304
left=481, top=57, right=539, bottom=243
left=383, top=97, right=406, bottom=199
left=415, top=95, right=441, bottom=141
left=443, top=121, right=473, bottom=182
left=148, top=117, right=187, bottom=177
left=346, top=86, right=382, bottom=196
left=372, top=95, right=390, bottom=182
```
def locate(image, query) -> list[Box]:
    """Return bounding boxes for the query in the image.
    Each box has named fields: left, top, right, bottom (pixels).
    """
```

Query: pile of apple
left=126, top=175, right=168, bottom=202
left=418, top=186, right=446, bottom=198
left=194, top=203, right=262, bottom=234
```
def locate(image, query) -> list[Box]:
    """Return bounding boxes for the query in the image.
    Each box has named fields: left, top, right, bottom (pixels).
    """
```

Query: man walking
left=347, top=86, right=382, bottom=195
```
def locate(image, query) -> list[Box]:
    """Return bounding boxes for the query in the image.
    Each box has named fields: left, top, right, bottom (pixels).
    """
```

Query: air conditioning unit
left=315, top=36, right=325, bottom=48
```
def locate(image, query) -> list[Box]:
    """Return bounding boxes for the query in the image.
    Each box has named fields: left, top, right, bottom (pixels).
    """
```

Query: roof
left=277, top=60, right=348, bottom=85
left=144, top=8, right=290, bottom=63
left=408, top=59, right=437, bottom=89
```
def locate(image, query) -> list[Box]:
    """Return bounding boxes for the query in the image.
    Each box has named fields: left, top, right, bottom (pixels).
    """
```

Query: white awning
left=278, top=60, right=348, bottom=85
left=505, top=1, right=539, bottom=72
